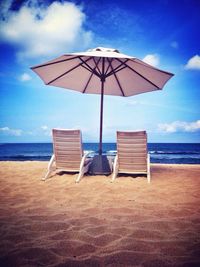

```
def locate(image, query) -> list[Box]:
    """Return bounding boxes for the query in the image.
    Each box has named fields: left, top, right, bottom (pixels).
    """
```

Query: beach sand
left=0, top=162, right=200, bottom=267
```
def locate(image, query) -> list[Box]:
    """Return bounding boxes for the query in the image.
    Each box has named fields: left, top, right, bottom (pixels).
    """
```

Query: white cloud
left=158, top=120, right=200, bottom=133
left=170, top=41, right=178, bottom=49
left=126, top=100, right=143, bottom=106
left=0, top=126, right=23, bottom=136
left=41, top=125, right=51, bottom=136
left=0, top=1, right=92, bottom=60
left=126, top=100, right=198, bottom=114
left=142, top=54, right=160, bottom=67
left=185, top=55, right=200, bottom=70
left=19, top=73, right=32, bottom=81
left=41, top=125, right=48, bottom=130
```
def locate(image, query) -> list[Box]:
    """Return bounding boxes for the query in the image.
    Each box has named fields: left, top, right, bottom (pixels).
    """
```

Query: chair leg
left=75, top=157, right=91, bottom=183
left=111, top=155, right=118, bottom=182
left=42, top=154, right=55, bottom=181
left=76, top=169, right=84, bottom=183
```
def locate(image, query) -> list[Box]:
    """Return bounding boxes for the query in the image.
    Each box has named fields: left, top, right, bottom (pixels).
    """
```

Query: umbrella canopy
left=31, top=47, right=174, bottom=155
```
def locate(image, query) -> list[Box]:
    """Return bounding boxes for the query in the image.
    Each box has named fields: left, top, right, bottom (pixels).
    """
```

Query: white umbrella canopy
left=31, top=47, right=173, bottom=97
left=31, top=47, right=173, bottom=174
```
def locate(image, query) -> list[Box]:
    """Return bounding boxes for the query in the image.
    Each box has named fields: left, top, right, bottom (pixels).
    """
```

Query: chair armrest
left=48, top=154, right=55, bottom=169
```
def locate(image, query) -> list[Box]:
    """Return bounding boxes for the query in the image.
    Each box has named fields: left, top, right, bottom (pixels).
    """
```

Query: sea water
left=0, top=143, right=200, bottom=164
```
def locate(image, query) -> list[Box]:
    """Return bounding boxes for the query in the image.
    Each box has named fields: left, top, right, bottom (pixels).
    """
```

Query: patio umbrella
left=31, top=47, right=173, bottom=174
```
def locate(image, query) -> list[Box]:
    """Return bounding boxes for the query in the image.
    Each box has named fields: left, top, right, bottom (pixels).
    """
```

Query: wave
left=149, top=151, right=200, bottom=155
left=106, top=150, right=200, bottom=156
left=0, top=155, right=51, bottom=161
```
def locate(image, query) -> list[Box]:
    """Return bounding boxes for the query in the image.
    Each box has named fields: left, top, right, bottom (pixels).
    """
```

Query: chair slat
left=118, top=143, right=147, bottom=149
left=119, top=157, right=147, bottom=164
left=119, top=163, right=147, bottom=170
left=118, top=138, right=147, bottom=144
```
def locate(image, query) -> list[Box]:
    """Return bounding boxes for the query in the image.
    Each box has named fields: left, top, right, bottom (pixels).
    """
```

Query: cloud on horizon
left=158, top=120, right=200, bottom=133
left=0, top=0, right=92, bottom=60
left=0, top=126, right=23, bottom=136
left=0, top=125, right=51, bottom=137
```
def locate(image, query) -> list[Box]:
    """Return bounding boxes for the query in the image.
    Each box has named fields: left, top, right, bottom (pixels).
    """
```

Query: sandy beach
left=0, top=162, right=200, bottom=267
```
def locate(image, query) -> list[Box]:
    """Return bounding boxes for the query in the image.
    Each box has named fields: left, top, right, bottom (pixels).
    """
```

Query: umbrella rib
left=82, top=71, right=94, bottom=93
left=116, top=58, right=160, bottom=89
left=106, top=64, right=127, bottom=78
left=78, top=57, right=101, bottom=78
left=133, top=59, right=174, bottom=76
left=81, top=64, right=96, bottom=74
left=80, top=57, right=102, bottom=78
left=110, top=62, right=125, bottom=96
left=105, top=58, right=113, bottom=75
left=106, top=59, right=129, bottom=78
left=82, top=58, right=101, bottom=93
left=93, top=57, right=101, bottom=75
left=31, top=55, right=81, bottom=69
left=47, top=57, right=91, bottom=85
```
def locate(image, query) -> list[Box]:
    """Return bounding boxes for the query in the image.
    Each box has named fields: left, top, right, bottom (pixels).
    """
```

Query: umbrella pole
left=88, top=75, right=111, bottom=175
left=99, top=78, right=105, bottom=155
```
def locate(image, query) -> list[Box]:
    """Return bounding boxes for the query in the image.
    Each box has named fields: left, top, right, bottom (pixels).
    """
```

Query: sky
left=0, top=0, right=200, bottom=143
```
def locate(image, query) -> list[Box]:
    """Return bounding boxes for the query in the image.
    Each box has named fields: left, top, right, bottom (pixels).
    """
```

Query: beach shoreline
left=0, top=161, right=200, bottom=267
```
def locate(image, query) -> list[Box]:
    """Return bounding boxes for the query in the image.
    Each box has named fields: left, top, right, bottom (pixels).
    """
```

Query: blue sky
left=0, top=0, right=200, bottom=143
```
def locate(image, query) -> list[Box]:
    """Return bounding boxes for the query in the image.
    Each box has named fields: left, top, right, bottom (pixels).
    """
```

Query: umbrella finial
left=88, top=47, right=120, bottom=53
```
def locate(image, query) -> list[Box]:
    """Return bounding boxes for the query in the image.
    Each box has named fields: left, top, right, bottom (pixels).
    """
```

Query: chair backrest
left=117, top=131, right=147, bottom=173
left=52, top=129, right=83, bottom=171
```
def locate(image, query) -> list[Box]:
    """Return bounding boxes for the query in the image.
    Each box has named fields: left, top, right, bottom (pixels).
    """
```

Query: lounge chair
left=43, top=129, right=91, bottom=182
left=112, top=131, right=150, bottom=183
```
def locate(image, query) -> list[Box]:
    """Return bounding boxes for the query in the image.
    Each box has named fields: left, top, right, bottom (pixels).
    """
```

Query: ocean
left=0, top=143, right=200, bottom=164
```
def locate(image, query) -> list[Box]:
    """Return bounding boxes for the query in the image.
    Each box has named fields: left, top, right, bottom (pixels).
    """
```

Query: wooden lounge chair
left=43, top=129, right=91, bottom=182
left=112, top=131, right=150, bottom=183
